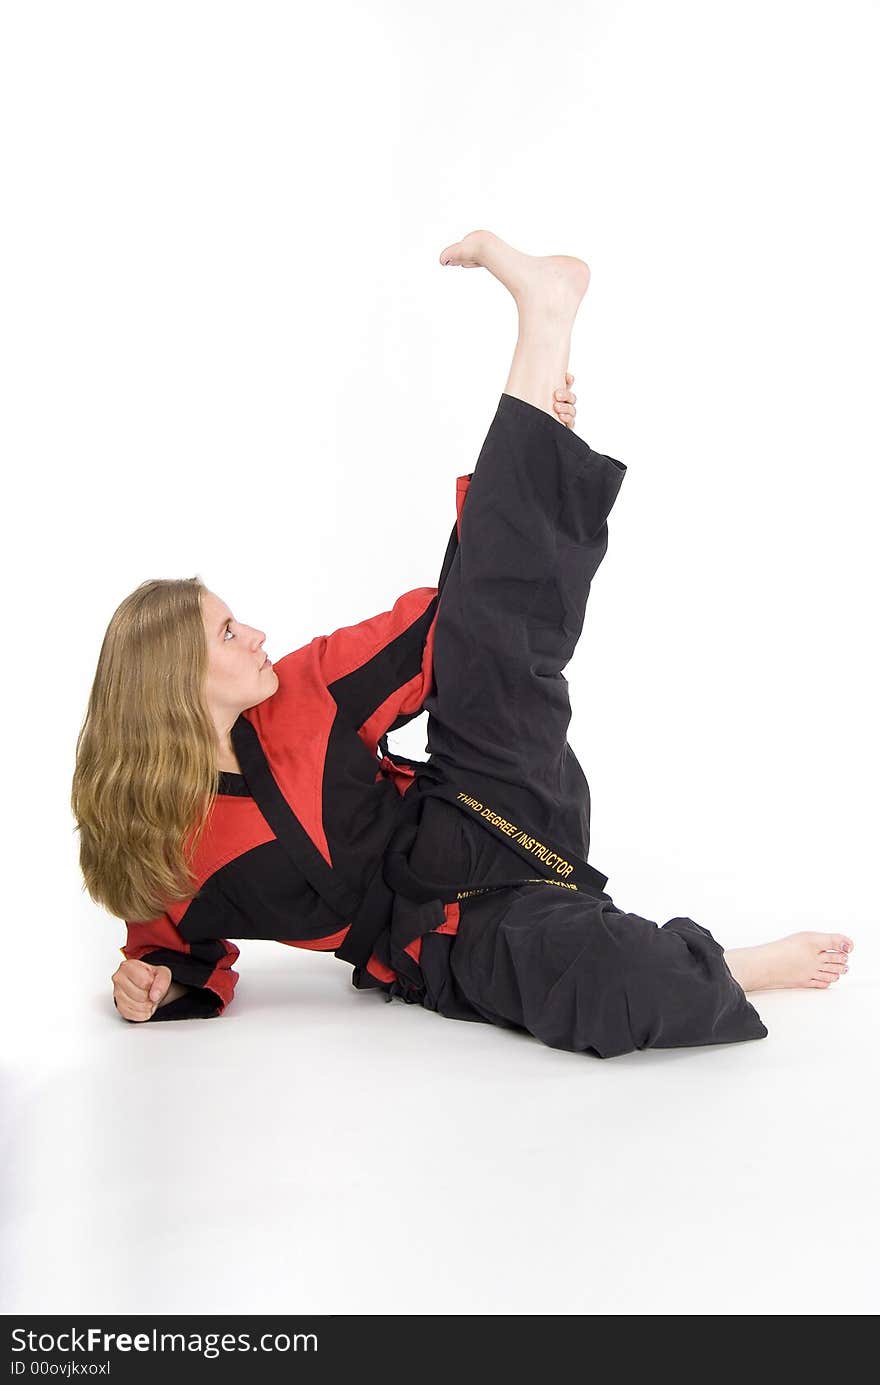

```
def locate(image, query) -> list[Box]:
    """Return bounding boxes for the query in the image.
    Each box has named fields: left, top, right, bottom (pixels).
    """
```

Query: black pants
left=393, top=392, right=767, bottom=1059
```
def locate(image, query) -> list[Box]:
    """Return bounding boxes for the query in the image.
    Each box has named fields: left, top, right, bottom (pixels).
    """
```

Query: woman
left=71, top=229, right=853, bottom=1058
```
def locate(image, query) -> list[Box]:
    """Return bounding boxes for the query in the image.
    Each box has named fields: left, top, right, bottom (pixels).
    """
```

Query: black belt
left=333, top=845, right=399, bottom=968
left=235, top=712, right=607, bottom=974
left=337, top=750, right=609, bottom=970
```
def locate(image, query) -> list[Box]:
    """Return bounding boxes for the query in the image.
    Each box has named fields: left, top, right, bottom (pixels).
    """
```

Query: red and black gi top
left=121, top=475, right=476, bottom=1021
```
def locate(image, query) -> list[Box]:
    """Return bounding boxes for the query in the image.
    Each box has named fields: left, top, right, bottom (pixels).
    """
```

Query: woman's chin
left=251, top=668, right=279, bottom=706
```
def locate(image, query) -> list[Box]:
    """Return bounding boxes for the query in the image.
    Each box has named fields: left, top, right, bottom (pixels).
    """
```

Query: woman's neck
left=215, top=722, right=242, bottom=775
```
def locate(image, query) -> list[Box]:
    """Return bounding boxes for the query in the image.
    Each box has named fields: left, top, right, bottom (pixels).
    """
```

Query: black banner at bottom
left=6, top=1316, right=597, bottom=1379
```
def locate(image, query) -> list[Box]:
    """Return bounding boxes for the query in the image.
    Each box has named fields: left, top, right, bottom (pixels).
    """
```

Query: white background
left=2, top=0, right=878, bottom=1315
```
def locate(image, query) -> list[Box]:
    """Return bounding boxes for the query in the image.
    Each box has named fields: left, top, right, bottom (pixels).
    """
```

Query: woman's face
left=201, top=588, right=279, bottom=718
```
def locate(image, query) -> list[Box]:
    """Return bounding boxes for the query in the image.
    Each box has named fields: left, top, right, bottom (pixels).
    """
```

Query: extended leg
left=439, top=229, right=590, bottom=420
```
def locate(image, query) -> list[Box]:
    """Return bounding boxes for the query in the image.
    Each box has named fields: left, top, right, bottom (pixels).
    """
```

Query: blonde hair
left=71, top=576, right=221, bottom=921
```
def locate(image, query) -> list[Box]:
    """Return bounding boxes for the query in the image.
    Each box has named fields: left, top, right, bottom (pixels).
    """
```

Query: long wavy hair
left=71, top=576, right=221, bottom=921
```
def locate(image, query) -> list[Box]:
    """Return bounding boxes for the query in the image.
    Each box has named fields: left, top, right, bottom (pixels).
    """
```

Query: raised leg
left=420, top=395, right=626, bottom=863
left=438, top=229, right=590, bottom=420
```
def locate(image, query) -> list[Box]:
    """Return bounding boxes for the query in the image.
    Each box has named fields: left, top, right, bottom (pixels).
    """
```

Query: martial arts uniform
left=121, top=393, right=767, bottom=1057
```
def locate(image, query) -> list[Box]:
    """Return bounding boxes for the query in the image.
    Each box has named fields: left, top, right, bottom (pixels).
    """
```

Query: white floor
left=5, top=936, right=878, bottom=1316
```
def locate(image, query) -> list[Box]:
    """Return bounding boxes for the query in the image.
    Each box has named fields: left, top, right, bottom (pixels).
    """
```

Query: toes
left=828, top=935, right=855, bottom=954
left=806, top=978, right=831, bottom=988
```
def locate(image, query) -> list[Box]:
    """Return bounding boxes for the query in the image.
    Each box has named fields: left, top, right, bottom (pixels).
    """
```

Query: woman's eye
left=224, top=623, right=235, bottom=641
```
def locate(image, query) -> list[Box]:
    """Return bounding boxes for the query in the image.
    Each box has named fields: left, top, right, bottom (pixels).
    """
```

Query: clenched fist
left=112, top=958, right=175, bottom=1021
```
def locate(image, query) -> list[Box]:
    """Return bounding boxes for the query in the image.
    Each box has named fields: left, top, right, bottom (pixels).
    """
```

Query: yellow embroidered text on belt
left=456, top=792, right=575, bottom=878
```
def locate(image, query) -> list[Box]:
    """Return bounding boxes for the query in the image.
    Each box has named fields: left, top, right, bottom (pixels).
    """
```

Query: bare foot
left=438, top=228, right=590, bottom=325
left=723, top=931, right=855, bottom=993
